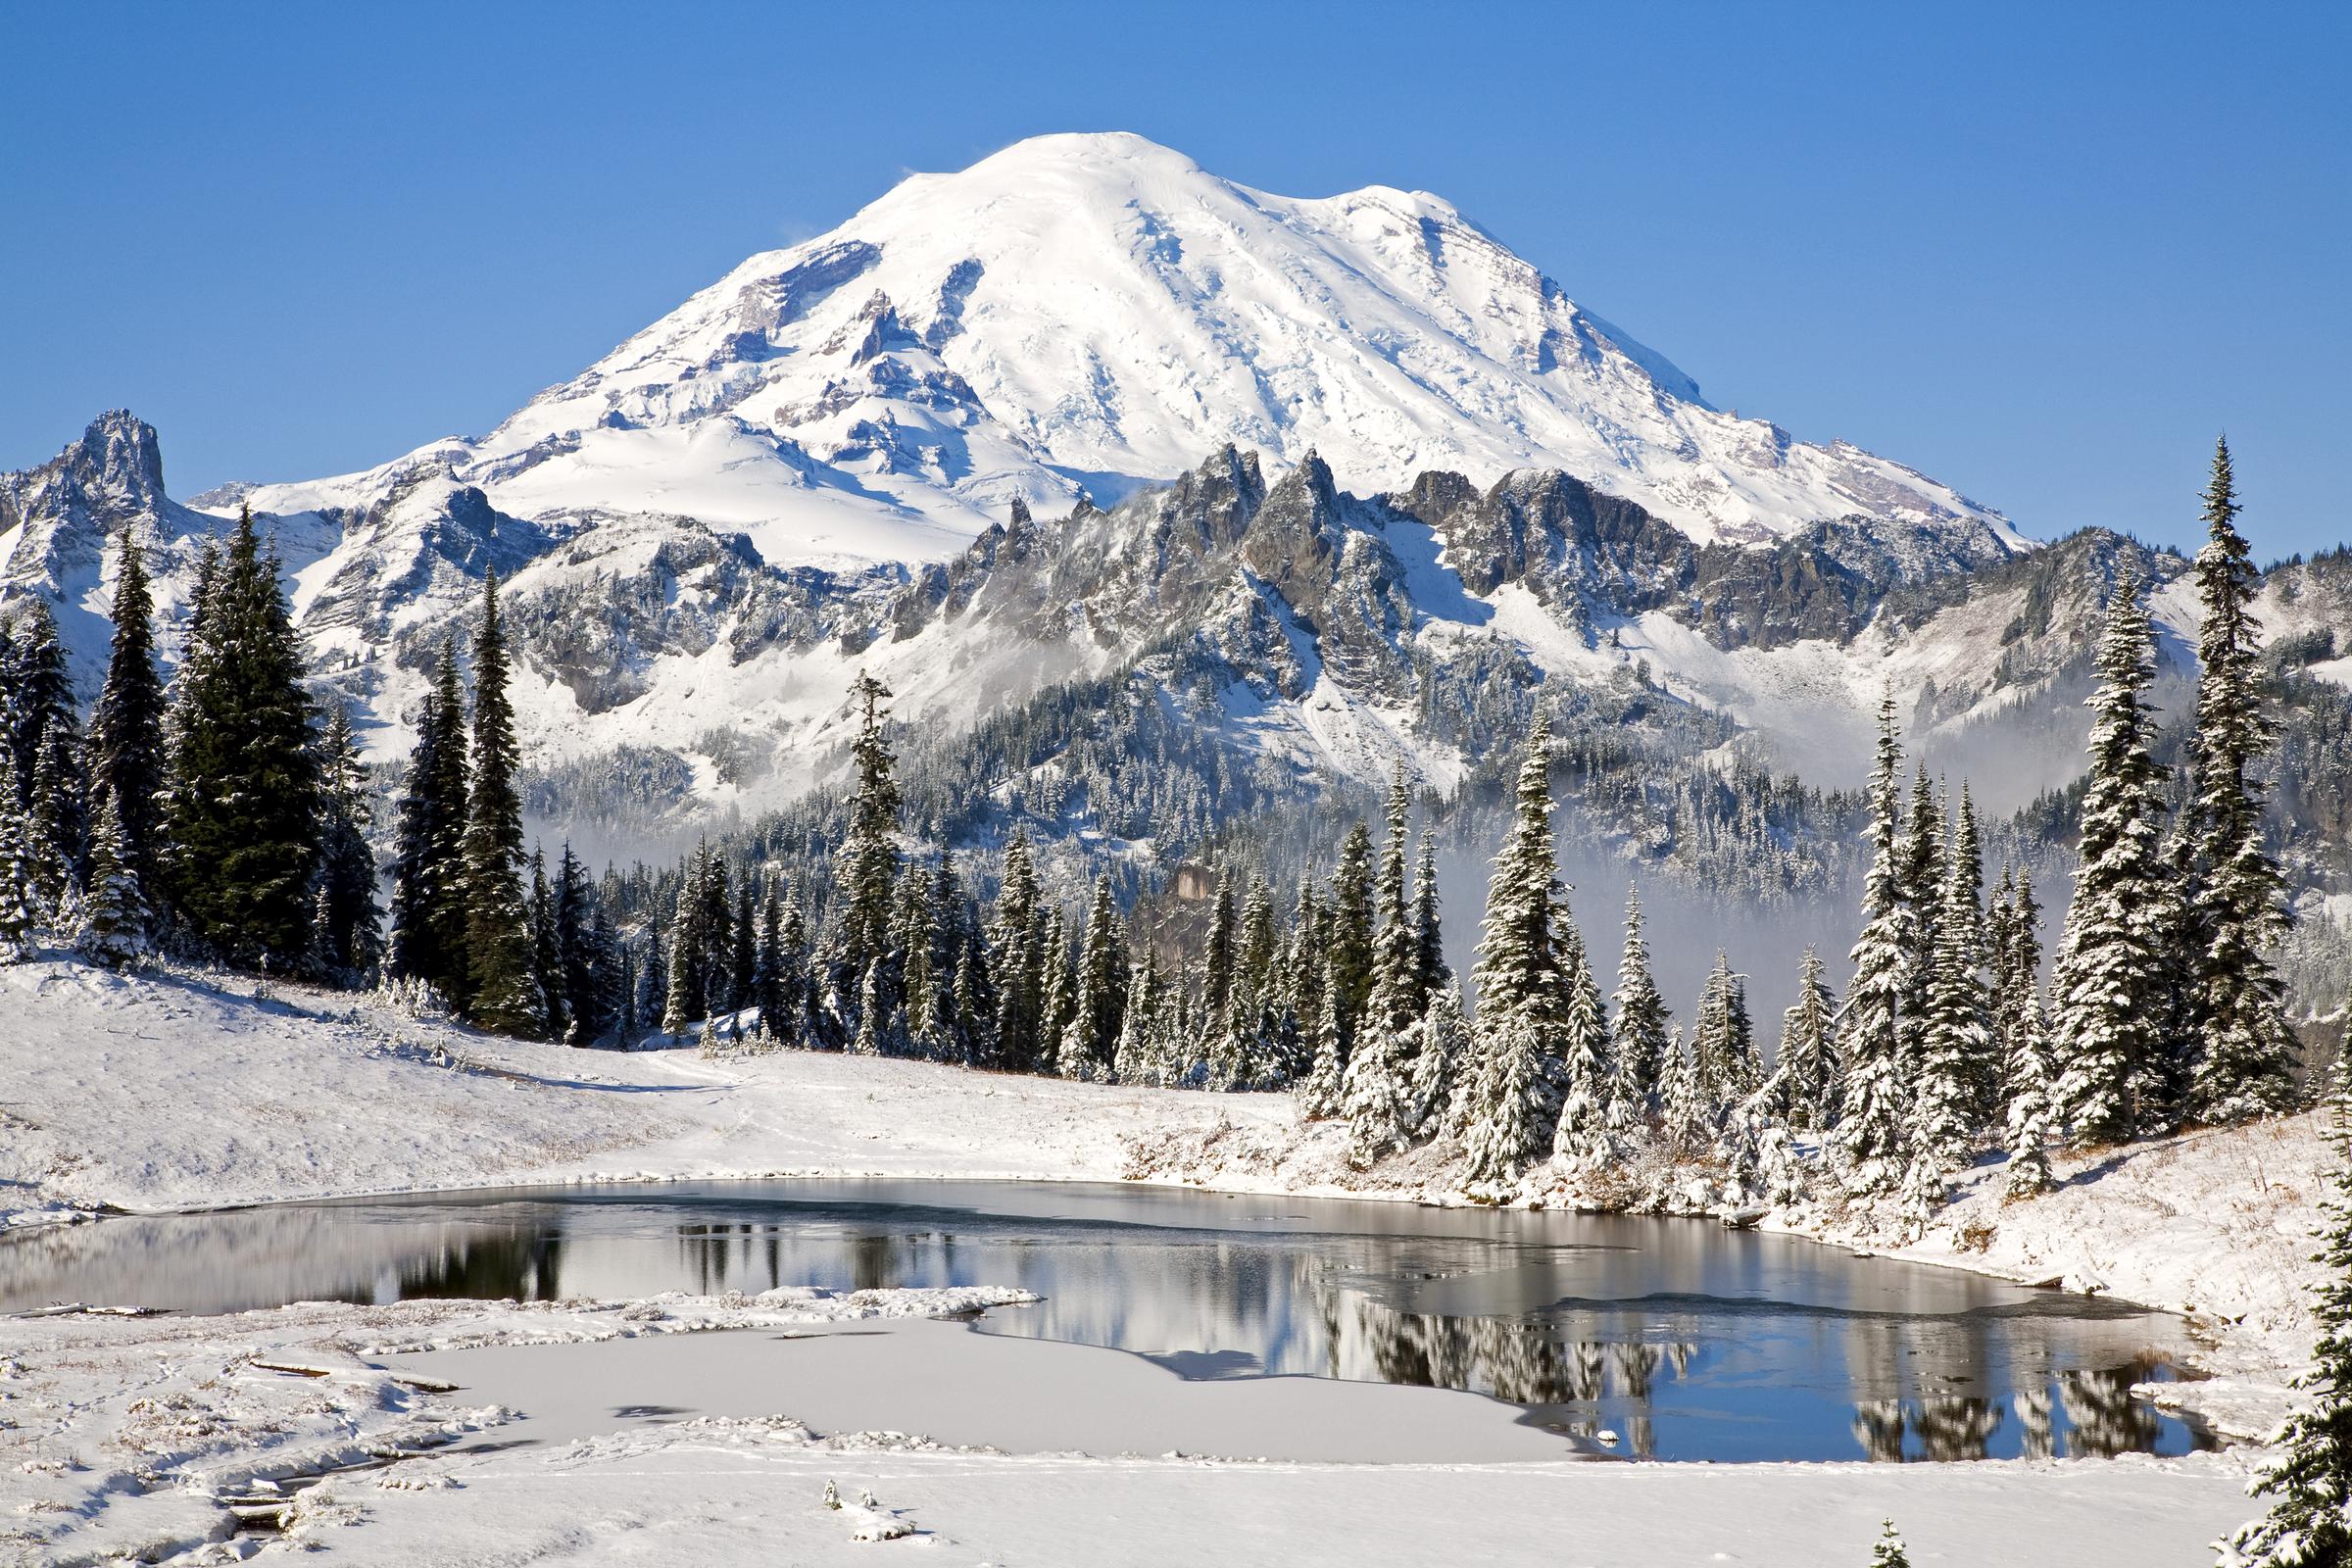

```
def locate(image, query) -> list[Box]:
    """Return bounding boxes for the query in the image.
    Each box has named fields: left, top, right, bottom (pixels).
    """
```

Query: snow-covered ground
left=0, top=956, right=2325, bottom=1563
left=0, top=958, right=1298, bottom=1225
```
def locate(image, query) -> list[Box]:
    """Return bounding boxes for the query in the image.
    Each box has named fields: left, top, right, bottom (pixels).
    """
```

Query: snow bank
left=0, top=958, right=1300, bottom=1225
left=0, top=1287, right=1043, bottom=1564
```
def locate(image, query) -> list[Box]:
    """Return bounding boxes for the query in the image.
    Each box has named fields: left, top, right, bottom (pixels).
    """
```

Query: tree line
left=0, top=441, right=2310, bottom=1215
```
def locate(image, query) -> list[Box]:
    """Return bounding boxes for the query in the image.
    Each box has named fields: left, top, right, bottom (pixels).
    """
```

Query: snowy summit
left=235, top=132, right=2013, bottom=565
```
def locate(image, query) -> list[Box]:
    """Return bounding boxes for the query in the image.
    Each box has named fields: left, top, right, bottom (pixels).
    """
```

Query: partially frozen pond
left=0, top=1179, right=2208, bottom=1463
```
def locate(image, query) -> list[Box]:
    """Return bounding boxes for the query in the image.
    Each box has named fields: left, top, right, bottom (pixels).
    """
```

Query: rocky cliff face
left=0, top=411, right=2312, bottom=842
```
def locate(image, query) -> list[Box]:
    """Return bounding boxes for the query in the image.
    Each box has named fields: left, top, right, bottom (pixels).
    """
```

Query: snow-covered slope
left=235, top=132, right=2015, bottom=564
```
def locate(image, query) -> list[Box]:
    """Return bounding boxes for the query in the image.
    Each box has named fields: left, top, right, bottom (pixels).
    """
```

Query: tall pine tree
left=90, top=531, right=168, bottom=911
left=1832, top=691, right=1916, bottom=1194
left=161, top=508, right=320, bottom=967
left=2051, top=561, right=2174, bottom=1145
left=2182, top=438, right=2302, bottom=1125
left=458, top=570, right=544, bottom=1034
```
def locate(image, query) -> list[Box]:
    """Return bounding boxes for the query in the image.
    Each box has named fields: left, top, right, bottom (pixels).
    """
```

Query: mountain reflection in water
left=0, top=1179, right=2207, bottom=1464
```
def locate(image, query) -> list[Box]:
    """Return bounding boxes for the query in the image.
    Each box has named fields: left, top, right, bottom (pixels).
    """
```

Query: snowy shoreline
left=4, top=958, right=2322, bottom=1401
left=0, top=956, right=2322, bottom=1560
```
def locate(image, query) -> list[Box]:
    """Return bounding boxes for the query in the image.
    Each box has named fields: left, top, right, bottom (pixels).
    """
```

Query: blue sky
left=2, top=2, right=2345, bottom=556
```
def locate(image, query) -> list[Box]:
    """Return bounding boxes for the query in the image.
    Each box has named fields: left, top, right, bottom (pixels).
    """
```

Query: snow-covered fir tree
left=1831, top=691, right=1917, bottom=1194
left=1411, top=832, right=1450, bottom=1004
left=1690, top=953, right=1758, bottom=1114
left=1776, top=946, right=1839, bottom=1129
left=5, top=603, right=85, bottom=906
left=1411, top=981, right=1471, bottom=1138
left=1057, top=876, right=1128, bottom=1080
left=991, top=832, right=1044, bottom=1071
left=74, top=788, right=146, bottom=967
left=2051, top=561, right=2176, bottom=1145
left=1870, top=1519, right=1912, bottom=1567
left=661, top=891, right=699, bottom=1044
left=1299, top=952, right=1348, bottom=1118
left=0, top=750, right=34, bottom=961
left=1609, top=884, right=1671, bottom=1125
left=1458, top=720, right=1573, bottom=1191
left=2002, top=986, right=2057, bottom=1199
left=2183, top=438, right=2304, bottom=1126
left=1898, top=765, right=1945, bottom=1054
left=1549, top=915, right=1619, bottom=1174
left=1113, top=945, right=1164, bottom=1084
left=1343, top=768, right=1424, bottom=1163
left=833, top=671, right=902, bottom=1036
left=1327, top=821, right=1376, bottom=1054
left=1911, top=793, right=1990, bottom=1174
left=2225, top=1028, right=2352, bottom=1567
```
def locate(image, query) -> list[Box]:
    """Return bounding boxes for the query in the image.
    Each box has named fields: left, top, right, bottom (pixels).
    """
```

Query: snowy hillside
left=231, top=132, right=2016, bottom=564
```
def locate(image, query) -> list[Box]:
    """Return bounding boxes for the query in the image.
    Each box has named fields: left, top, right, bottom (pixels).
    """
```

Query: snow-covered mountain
left=229, top=132, right=2018, bottom=564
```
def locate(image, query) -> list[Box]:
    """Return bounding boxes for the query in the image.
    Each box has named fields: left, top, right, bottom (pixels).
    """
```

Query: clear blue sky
left=3, top=2, right=2345, bottom=557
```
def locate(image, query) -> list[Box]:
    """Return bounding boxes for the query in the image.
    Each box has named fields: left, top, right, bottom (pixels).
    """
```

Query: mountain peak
left=237, top=135, right=2019, bottom=564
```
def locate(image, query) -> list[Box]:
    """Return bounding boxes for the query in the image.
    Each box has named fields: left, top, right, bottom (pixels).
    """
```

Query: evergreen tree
left=1200, top=866, right=1238, bottom=1033
left=662, top=889, right=700, bottom=1043
left=1299, top=953, right=1348, bottom=1118
left=1777, top=946, right=1839, bottom=1129
left=2002, top=987, right=2057, bottom=1199
left=2183, top=438, right=2303, bottom=1126
left=553, top=845, right=600, bottom=1043
left=834, top=672, right=902, bottom=1018
left=458, top=570, right=543, bottom=1035
left=752, top=890, right=789, bottom=1044
left=1114, top=946, right=1165, bottom=1084
left=529, top=849, right=565, bottom=1041
left=312, top=705, right=383, bottom=978
left=75, top=788, right=146, bottom=967
left=1832, top=691, right=1916, bottom=1193
left=1345, top=768, right=1424, bottom=1162
left=850, top=957, right=887, bottom=1055
left=1328, top=822, right=1376, bottom=1051
left=1410, top=982, right=1471, bottom=1139
left=160, top=508, right=321, bottom=967
left=1869, top=1520, right=1912, bottom=1568
left=636, top=919, right=667, bottom=1042
left=1058, top=876, right=1128, bottom=1079
left=727, top=875, right=757, bottom=1017
left=2051, top=562, right=2175, bottom=1145
left=28, top=715, right=87, bottom=908
left=1898, top=766, right=1945, bottom=1064
left=590, top=895, right=625, bottom=1042
left=0, top=751, right=34, bottom=961
left=90, top=532, right=168, bottom=914
left=992, top=832, right=1043, bottom=1070
left=892, top=858, right=939, bottom=1056
left=1913, top=796, right=1992, bottom=1172
left=1039, top=907, right=1075, bottom=1062
left=386, top=640, right=470, bottom=999
left=1690, top=953, right=1758, bottom=1111
left=1411, top=831, right=1450, bottom=1005
left=2225, top=1026, right=2352, bottom=1567
left=1459, top=720, right=1572, bottom=1191
left=1609, top=884, right=1671, bottom=1123
left=1549, top=916, right=1619, bottom=1173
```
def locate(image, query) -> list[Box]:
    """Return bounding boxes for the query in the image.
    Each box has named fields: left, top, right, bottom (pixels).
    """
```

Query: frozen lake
left=0, top=1179, right=2209, bottom=1463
